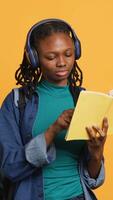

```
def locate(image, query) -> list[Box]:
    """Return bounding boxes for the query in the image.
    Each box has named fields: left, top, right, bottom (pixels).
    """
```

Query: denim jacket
left=0, top=88, right=105, bottom=200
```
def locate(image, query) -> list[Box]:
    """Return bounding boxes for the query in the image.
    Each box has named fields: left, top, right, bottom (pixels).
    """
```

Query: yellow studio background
left=0, top=1, right=113, bottom=199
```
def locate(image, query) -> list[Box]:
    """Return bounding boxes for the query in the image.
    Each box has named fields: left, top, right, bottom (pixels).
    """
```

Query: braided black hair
left=15, top=21, right=83, bottom=98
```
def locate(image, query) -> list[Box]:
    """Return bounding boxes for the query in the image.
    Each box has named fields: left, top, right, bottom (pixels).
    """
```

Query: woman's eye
left=47, top=57, right=55, bottom=60
left=46, top=55, right=56, bottom=60
left=65, top=51, right=73, bottom=57
left=65, top=53, right=72, bottom=57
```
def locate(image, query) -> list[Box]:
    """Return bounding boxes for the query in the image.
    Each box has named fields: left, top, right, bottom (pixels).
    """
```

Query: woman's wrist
left=87, top=149, right=104, bottom=178
left=89, top=147, right=104, bottom=161
left=45, top=123, right=60, bottom=145
left=87, top=157, right=102, bottom=178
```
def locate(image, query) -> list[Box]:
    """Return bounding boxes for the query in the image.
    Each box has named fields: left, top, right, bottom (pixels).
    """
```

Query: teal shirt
left=32, top=80, right=85, bottom=200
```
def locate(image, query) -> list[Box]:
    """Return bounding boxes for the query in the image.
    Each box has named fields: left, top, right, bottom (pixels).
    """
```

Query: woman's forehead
left=36, top=32, right=74, bottom=50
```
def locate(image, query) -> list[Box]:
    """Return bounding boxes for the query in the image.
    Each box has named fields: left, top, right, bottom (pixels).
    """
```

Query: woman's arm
left=86, top=117, right=108, bottom=178
left=0, top=91, right=55, bottom=182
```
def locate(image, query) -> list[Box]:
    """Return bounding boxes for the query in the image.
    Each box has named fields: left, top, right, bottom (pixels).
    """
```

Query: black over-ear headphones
left=25, top=18, right=81, bottom=69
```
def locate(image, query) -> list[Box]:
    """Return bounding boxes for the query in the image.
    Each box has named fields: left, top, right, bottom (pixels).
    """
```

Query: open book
left=65, top=90, right=113, bottom=140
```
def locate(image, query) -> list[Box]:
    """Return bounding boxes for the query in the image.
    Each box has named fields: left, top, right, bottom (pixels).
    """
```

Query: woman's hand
left=86, top=117, right=108, bottom=160
left=53, top=109, right=74, bottom=133
left=45, top=109, right=74, bottom=145
left=85, top=117, right=108, bottom=178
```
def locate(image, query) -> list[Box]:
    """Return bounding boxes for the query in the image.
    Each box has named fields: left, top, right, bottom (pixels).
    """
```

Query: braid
left=15, top=52, right=41, bottom=98
left=68, top=61, right=83, bottom=103
left=69, top=61, right=83, bottom=87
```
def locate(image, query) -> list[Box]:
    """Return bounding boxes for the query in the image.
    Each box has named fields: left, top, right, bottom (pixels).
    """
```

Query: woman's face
left=36, top=32, right=75, bottom=86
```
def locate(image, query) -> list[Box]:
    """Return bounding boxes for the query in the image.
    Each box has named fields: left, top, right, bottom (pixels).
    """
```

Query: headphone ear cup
left=25, top=47, right=39, bottom=69
left=74, top=39, right=81, bottom=60
left=31, top=48, right=39, bottom=68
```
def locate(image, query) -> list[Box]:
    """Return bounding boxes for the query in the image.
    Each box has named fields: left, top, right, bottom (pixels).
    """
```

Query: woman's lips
left=55, top=70, right=68, bottom=76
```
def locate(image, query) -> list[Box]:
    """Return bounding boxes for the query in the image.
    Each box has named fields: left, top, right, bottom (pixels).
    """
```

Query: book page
left=105, top=102, right=113, bottom=134
left=66, top=90, right=113, bottom=140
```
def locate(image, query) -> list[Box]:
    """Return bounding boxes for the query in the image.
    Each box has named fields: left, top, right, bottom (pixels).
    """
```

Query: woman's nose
left=56, top=56, right=66, bottom=67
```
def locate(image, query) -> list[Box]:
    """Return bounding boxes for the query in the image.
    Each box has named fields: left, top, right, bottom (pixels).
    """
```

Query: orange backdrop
left=0, top=1, right=113, bottom=199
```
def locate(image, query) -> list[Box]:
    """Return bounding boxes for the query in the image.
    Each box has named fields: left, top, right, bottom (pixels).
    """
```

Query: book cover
left=66, top=90, right=113, bottom=140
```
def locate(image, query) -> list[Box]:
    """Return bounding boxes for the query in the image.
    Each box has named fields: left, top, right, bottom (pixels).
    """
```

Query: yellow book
left=66, top=90, right=113, bottom=140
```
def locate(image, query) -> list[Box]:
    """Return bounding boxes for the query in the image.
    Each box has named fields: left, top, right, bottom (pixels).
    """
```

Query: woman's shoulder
left=1, top=89, right=14, bottom=107
left=74, top=86, right=86, bottom=97
left=1, top=87, right=25, bottom=109
left=76, top=86, right=86, bottom=91
left=1, top=87, right=39, bottom=110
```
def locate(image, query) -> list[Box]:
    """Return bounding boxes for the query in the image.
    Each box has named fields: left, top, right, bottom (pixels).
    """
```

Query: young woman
left=0, top=19, right=108, bottom=200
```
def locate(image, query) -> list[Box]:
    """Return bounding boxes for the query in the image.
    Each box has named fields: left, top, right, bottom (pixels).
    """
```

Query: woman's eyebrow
left=44, top=48, right=74, bottom=54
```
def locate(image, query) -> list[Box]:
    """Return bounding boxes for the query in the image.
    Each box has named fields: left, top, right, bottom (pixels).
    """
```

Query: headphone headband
left=25, top=18, right=81, bottom=68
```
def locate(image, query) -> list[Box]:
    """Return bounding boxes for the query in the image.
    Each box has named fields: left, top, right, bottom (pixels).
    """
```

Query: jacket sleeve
left=0, top=91, right=56, bottom=182
left=79, top=150, right=105, bottom=190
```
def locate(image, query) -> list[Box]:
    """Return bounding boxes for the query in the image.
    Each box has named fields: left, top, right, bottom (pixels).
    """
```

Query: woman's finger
left=85, top=126, right=95, bottom=140
left=102, top=117, right=109, bottom=134
left=92, top=125, right=106, bottom=137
